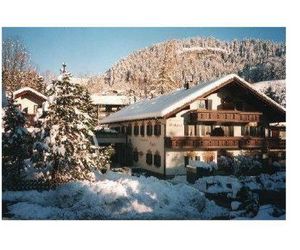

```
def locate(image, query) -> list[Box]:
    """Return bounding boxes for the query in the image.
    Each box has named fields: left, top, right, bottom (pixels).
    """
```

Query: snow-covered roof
left=13, top=87, right=47, bottom=101
left=100, top=74, right=286, bottom=124
left=91, top=94, right=132, bottom=106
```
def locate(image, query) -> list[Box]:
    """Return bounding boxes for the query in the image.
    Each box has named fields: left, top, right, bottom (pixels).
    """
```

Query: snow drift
left=3, top=172, right=227, bottom=220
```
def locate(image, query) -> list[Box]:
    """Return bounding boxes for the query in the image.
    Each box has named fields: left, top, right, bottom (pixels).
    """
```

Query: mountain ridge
left=85, top=37, right=286, bottom=99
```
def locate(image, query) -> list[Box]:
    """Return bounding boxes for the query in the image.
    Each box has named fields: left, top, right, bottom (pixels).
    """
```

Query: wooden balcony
left=266, top=138, right=286, bottom=149
left=189, top=110, right=262, bottom=123
left=165, top=136, right=240, bottom=149
left=165, top=136, right=286, bottom=150
left=239, top=137, right=265, bottom=149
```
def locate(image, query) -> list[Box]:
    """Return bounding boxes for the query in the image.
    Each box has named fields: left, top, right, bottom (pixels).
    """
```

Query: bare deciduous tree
left=2, top=38, right=45, bottom=94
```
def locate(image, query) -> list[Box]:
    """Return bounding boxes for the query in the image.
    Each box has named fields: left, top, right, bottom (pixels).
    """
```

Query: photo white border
left=1, top=1, right=299, bottom=250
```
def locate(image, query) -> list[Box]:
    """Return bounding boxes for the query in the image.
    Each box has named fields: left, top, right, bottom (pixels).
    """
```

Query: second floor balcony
left=189, top=110, right=262, bottom=124
left=165, top=136, right=285, bottom=150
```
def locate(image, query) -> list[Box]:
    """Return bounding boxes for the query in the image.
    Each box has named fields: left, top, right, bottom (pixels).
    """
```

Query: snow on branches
left=32, top=71, right=113, bottom=182
left=2, top=97, right=32, bottom=186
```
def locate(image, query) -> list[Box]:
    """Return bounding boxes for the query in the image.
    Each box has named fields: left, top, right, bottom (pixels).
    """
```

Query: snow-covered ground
left=193, top=172, right=285, bottom=197
left=2, top=171, right=285, bottom=220
left=2, top=171, right=227, bottom=220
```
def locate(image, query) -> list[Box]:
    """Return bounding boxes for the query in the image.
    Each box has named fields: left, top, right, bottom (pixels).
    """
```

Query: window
left=33, top=105, right=38, bottom=114
left=121, top=126, right=126, bottom=134
left=127, top=124, right=132, bottom=135
left=198, top=100, right=206, bottom=109
left=146, top=151, right=153, bottom=165
left=140, top=124, right=145, bottom=137
left=205, top=99, right=213, bottom=110
left=201, top=125, right=211, bottom=136
left=154, top=152, right=161, bottom=167
left=220, top=126, right=234, bottom=136
left=154, top=123, right=161, bottom=136
left=106, top=106, right=112, bottom=112
left=146, top=123, right=153, bottom=136
left=133, top=148, right=139, bottom=162
left=203, top=152, right=215, bottom=163
left=185, top=125, right=195, bottom=136
left=242, top=126, right=263, bottom=137
left=134, top=124, right=139, bottom=136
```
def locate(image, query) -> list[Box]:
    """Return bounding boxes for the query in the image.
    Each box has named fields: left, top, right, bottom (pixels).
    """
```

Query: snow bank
left=242, top=172, right=286, bottom=191
left=235, top=205, right=285, bottom=220
left=193, top=172, right=286, bottom=199
left=194, top=176, right=242, bottom=198
left=3, top=172, right=227, bottom=220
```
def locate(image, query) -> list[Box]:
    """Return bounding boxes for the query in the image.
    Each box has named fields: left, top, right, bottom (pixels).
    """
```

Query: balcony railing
left=189, top=110, right=262, bottom=123
left=266, top=138, right=286, bottom=149
left=239, top=137, right=265, bottom=149
left=165, top=136, right=240, bottom=149
left=165, top=136, right=286, bottom=150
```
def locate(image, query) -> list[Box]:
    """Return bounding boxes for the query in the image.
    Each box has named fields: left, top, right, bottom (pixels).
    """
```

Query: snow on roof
left=100, top=74, right=286, bottom=124
left=91, top=94, right=133, bottom=106
left=13, top=87, right=47, bottom=101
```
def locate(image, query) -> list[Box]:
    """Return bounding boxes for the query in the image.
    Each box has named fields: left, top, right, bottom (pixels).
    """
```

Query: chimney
left=184, top=75, right=192, bottom=89
left=184, top=79, right=190, bottom=90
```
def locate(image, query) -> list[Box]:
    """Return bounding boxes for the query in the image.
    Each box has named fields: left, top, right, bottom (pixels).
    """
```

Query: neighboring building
left=13, top=87, right=47, bottom=126
left=100, top=74, right=286, bottom=177
left=91, top=94, right=134, bottom=124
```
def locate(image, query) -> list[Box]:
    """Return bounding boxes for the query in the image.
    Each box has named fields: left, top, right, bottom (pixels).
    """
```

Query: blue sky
left=2, top=27, right=285, bottom=76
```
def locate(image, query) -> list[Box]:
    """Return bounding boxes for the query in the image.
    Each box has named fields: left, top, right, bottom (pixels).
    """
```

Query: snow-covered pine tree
left=263, top=85, right=286, bottom=107
left=33, top=68, right=112, bottom=182
left=2, top=97, right=31, bottom=187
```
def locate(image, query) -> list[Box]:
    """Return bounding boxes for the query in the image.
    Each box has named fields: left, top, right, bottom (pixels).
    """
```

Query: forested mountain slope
left=86, top=37, right=286, bottom=99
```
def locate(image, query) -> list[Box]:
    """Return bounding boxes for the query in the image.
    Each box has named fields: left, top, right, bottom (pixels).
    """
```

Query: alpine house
left=100, top=74, right=286, bottom=177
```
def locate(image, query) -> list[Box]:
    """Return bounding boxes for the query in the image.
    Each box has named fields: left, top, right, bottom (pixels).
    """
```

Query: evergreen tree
left=2, top=97, right=31, bottom=187
left=263, top=85, right=286, bottom=107
left=33, top=68, right=112, bottom=182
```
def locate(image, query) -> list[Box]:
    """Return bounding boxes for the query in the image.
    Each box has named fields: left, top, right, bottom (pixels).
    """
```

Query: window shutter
left=146, top=151, right=153, bottom=165
left=134, top=124, right=139, bottom=136
left=207, top=99, right=213, bottom=110
left=140, top=124, right=145, bottom=136
left=154, top=153, right=161, bottom=167
left=154, top=124, right=161, bottom=136
left=147, top=124, right=153, bottom=136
